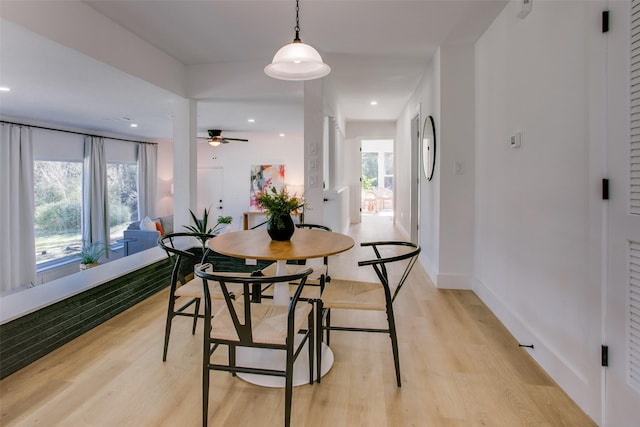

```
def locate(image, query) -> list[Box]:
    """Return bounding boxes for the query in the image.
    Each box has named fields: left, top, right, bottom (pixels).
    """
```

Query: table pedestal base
left=236, top=335, right=333, bottom=388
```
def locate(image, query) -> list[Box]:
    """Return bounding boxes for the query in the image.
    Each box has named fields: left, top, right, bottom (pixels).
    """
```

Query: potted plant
left=184, top=208, right=233, bottom=252
left=255, top=186, right=305, bottom=241
left=78, top=241, right=106, bottom=270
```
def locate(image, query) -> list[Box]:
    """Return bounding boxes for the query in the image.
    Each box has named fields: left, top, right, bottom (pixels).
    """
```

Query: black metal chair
left=195, top=265, right=315, bottom=427
left=158, top=232, right=243, bottom=361
left=317, top=241, right=421, bottom=386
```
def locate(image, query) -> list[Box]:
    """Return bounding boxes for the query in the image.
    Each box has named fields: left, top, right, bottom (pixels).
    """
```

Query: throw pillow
left=140, top=216, right=157, bottom=232
left=155, top=221, right=165, bottom=236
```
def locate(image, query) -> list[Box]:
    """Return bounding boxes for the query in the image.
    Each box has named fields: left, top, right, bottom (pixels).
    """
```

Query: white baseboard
left=472, top=277, right=600, bottom=424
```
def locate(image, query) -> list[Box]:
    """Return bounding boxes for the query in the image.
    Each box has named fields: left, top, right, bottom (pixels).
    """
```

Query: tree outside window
left=34, top=161, right=82, bottom=264
left=107, top=163, right=138, bottom=244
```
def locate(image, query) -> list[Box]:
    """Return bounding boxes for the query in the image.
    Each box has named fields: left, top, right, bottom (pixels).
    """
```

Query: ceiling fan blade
left=222, top=137, right=249, bottom=142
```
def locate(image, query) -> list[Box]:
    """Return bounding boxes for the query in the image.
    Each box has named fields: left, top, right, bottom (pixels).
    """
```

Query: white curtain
left=0, top=123, right=36, bottom=293
left=82, top=136, right=109, bottom=254
left=137, top=143, right=157, bottom=219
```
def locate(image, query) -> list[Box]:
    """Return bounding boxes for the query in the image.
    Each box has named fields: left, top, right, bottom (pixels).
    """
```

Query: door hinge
left=602, top=178, right=609, bottom=200
left=602, top=10, right=609, bottom=33
left=601, top=345, right=609, bottom=367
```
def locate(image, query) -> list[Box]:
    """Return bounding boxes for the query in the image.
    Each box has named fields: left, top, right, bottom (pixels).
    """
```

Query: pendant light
left=264, top=0, right=330, bottom=81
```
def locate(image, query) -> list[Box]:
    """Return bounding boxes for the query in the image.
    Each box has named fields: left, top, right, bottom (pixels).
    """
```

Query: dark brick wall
left=0, top=251, right=272, bottom=379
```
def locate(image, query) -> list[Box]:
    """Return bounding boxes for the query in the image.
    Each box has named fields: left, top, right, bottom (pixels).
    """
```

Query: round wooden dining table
left=207, top=227, right=355, bottom=387
left=208, top=228, right=355, bottom=305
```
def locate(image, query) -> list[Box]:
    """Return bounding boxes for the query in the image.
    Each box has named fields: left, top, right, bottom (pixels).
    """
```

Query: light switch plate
left=510, top=131, right=522, bottom=148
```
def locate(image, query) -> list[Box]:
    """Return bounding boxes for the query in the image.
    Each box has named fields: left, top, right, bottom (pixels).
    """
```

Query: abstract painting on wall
left=250, top=164, right=285, bottom=211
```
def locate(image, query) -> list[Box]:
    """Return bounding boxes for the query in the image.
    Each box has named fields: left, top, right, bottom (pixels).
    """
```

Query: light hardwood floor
left=0, top=215, right=596, bottom=426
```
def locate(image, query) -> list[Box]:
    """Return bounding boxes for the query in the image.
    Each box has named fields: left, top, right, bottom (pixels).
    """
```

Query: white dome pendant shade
left=264, top=0, right=330, bottom=81
left=264, top=39, right=330, bottom=81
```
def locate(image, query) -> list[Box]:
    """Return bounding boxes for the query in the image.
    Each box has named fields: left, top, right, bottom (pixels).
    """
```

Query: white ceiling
left=0, top=0, right=507, bottom=142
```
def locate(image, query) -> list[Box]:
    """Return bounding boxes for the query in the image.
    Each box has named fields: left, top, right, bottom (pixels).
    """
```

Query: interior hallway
left=0, top=215, right=595, bottom=426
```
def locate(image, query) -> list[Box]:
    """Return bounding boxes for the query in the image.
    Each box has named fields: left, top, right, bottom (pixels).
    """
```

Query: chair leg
left=162, top=296, right=176, bottom=362
left=284, top=346, right=294, bottom=427
left=308, top=310, right=314, bottom=385
left=316, top=300, right=323, bottom=383
left=192, top=298, right=201, bottom=335
left=229, top=344, right=237, bottom=377
left=325, top=308, right=331, bottom=346
left=202, top=342, right=210, bottom=427
left=386, top=306, right=402, bottom=387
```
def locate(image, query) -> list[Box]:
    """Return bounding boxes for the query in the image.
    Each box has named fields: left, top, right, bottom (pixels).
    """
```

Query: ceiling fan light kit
left=265, top=0, right=330, bottom=81
left=201, top=129, right=248, bottom=146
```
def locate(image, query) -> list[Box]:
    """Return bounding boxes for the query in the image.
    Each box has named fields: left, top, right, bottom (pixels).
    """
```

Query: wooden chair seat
left=261, top=283, right=322, bottom=300
left=260, top=262, right=327, bottom=283
left=260, top=263, right=325, bottom=300
left=174, top=275, right=245, bottom=299
left=210, top=301, right=312, bottom=345
left=320, top=279, right=386, bottom=311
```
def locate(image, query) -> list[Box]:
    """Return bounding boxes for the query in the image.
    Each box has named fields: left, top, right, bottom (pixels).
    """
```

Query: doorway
left=196, top=167, right=224, bottom=216
left=360, top=139, right=394, bottom=218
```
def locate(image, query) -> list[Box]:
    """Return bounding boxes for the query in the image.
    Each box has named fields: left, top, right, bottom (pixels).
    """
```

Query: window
left=107, top=162, right=138, bottom=244
left=34, top=160, right=82, bottom=265
left=31, top=130, right=147, bottom=276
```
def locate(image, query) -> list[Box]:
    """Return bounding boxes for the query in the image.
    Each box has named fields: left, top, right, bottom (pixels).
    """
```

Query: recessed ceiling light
left=279, top=133, right=286, bottom=137
left=248, top=118, right=255, bottom=123
left=370, top=100, right=378, bottom=106
left=130, top=123, right=138, bottom=128
left=0, top=86, right=11, bottom=92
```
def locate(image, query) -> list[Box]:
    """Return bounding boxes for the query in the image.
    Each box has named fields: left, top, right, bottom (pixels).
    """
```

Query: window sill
left=36, top=243, right=125, bottom=274
left=1, top=246, right=168, bottom=325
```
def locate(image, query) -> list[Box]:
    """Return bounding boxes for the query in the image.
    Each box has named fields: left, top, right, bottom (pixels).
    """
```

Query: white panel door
left=197, top=167, right=224, bottom=216
left=606, top=1, right=640, bottom=424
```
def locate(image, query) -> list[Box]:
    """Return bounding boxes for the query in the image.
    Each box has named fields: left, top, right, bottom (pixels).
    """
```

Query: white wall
left=438, top=43, right=475, bottom=289
left=196, top=128, right=304, bottom=230
left=398, top=42, right=476, bottom=290
left=473, top=1, right=602, bottom=421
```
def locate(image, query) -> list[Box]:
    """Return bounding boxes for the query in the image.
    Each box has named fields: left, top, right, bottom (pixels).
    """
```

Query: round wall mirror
left=422, top=115, right=436, bottom=181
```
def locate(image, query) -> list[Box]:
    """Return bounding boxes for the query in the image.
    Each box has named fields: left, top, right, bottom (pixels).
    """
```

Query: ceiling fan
left=198, top=129, right=248, bottom=146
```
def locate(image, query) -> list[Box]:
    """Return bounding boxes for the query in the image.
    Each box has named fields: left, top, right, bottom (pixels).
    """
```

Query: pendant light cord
left=294, top=0, right=301, bottom=42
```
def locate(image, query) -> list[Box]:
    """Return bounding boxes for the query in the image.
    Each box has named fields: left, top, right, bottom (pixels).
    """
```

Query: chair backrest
left=358, top=241, right=421, bottom=303
left=158, top=232, right=215, bottom=288
left=295, top=223, right=331, bottom=232
left=195, top=266, right=314, bottom=343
